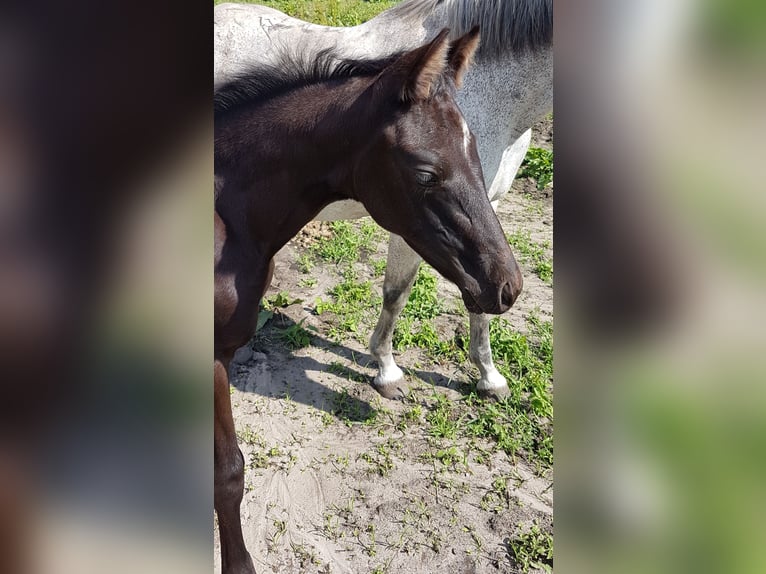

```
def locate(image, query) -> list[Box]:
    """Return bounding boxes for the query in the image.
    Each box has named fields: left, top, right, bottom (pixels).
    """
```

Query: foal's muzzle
left=466, top=265, right=523, bottom=315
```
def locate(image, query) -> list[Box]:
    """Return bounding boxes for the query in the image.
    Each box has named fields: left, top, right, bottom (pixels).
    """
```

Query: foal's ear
left=447, top=26, right=480, bottom=88
left=396, top=28, right=451, bottom=102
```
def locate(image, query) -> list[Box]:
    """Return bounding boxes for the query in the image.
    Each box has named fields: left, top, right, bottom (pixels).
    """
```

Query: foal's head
left=353, top=29, right=522, bottom=314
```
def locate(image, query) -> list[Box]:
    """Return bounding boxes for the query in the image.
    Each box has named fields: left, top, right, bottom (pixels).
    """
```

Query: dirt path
left=215, top=119, right=553, bottom=574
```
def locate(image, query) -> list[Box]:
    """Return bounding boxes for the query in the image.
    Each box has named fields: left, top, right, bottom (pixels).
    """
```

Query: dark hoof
left=371, top=381, right=408, bottom=401
left=477, top=385, right=510, bottom=402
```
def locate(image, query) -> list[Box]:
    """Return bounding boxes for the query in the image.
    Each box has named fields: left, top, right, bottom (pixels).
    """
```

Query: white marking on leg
left=369, top=235, right=422, bottom=388
left=469, top=313, right=507, bottom=390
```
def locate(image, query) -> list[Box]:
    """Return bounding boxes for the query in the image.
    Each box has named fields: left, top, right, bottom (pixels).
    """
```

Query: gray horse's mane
left=384, top=0, right=552, bottom=56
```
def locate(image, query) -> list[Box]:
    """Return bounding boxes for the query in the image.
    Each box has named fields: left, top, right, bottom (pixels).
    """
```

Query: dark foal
left=214, top=28, right=521, bottom=573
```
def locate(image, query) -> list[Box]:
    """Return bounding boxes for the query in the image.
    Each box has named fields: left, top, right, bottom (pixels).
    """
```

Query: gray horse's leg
left=369, top=234, right=422, bottom=400
left=469, top=131, right=532, bottom=401
left=469, top=311, right=511, bottom=400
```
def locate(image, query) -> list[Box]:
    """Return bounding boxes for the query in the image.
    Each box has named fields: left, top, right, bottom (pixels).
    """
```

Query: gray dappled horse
left=215, top=0, right=552, bottom=399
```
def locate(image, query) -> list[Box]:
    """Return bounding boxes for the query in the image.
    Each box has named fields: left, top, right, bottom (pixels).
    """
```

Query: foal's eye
left=415, top=170, right=439, bottom=187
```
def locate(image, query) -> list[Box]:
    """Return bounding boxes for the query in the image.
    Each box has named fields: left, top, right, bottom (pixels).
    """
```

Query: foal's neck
left=228, top=76, right=379, bottom=255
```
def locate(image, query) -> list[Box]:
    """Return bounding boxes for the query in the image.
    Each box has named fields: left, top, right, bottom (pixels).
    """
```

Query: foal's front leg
left=215, top=355, right=256, bottom=574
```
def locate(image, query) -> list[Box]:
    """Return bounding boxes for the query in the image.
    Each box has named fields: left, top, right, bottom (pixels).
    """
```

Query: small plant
left=507, top=231, right=553, bottom=284
left=297, top=253, right=314, bottom=273
left=298, top=276, right=318, bottom=288
left=508, top=521, right=553, bottom=573
left=268, top=518, right=288, bottom=550
left=290, top=542, right=321, bottom=567
left=371, top=257, right=387, bottom=276
left=277, top=318, right=315, bottom=349
left=360, top=441, right=397, bottom=476
left=426, top=393, right=460, bottom=439
left=265, top=290, right=303, bottom=310
left=518, top=147, right=553, bottom=190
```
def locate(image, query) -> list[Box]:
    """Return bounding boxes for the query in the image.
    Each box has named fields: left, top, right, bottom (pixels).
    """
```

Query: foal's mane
left=383, top=0, right=553, bottom=56
left=214, top=49, right=401, bottom=118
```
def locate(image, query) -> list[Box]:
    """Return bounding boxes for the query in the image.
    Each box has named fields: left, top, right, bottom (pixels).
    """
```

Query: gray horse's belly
left=315, top=200, right=369, bottom=221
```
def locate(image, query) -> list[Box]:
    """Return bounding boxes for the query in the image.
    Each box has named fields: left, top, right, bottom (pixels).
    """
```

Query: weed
left=321, top=411, right=334, bottom=427
left=360, top=440, right=398, bottom=477
left=480, top=475, right=511, bottom=512
left=423, top=445, right=468, bottom=472
left=518, top=146, right=553, bottom=190
left=298, top=276, right=318, bottom=288
left=297, top=253, right=314, bottom=273
left=327, top=360, right=368, bottom=384
left=507, top=230, right=553, bottom=284
left=426, top=392, right=460, bottom=440
left=322, top=511, right=343, bottom=541
left=508, top=521, right=553, bottom=573
left=277, top=318, right=315, bottom=350
left=264, top=291, right=302, bottom=310
left=371, top=257, right=387, bottom=276
left=268, top=518, right=288, bottom=550
left=290, top=542, right=321, bottom=567
left=237, top=426, right=265, bottom=448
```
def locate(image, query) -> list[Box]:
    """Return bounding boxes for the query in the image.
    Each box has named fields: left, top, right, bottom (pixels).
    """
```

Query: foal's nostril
left=501, top=281, right=513, bottom=308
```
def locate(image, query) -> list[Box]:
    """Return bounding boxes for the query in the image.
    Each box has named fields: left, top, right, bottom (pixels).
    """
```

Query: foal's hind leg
left=369, top=234, right=422, bottom=399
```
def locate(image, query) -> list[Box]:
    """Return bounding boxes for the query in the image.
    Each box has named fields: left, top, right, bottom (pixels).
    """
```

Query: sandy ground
left=215, top=118, right=553, bottom=573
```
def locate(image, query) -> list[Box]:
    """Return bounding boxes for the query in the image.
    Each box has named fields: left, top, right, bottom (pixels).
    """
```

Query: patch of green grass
left=518, top=146, right=553, bottom=190
left=390, top=267, right=467, bottom=363
left=402, top=266, right=442, bottom=320
left=310, top=220, right=382, bottom=264
left=461, top=316, right=553, bottom=466
left=426, top=392, right=461, bottom=440
left=224, top=0, right=398, bottom=27
left=315, top=268, right=382, bottom=342
left=507, top=230, right=553, bottom=284
left=508, top=520, right=553, bottom=573
left=371, top=257, right=387, bottom=276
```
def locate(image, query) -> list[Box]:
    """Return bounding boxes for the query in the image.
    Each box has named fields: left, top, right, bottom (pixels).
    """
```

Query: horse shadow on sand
left=229, top=310, right=473, bottom=420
